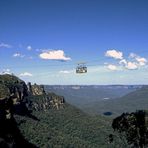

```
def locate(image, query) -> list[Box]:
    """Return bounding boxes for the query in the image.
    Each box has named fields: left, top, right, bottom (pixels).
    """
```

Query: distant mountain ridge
left=44, top=85, right=148, bottom=117
left=45, top=85, right=142, bottom=89
left=82, top=86, right=148, bottom=116
left=44, top=85, right=141, bottom=108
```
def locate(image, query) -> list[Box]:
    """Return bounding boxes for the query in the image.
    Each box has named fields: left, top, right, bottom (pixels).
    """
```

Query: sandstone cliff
left=27, top=81, right=65, bottom=111
left=27, top=82, right=45, bottom=96
left=28, top=93, right=65, bottom=111
left=0, top=74, right=65, bottom=113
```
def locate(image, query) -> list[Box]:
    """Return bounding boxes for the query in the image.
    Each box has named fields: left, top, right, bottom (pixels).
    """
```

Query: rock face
left=49, top=93, right=65, bottom=110
left=0, top=74, right=28, bottom=104
left=27, top=82, right=45, bottom=96
left=29, top=93, right=65, bottom=111
left=0, top=74, right=65, bottom=112
left=27, top=82, right=65, bottom=111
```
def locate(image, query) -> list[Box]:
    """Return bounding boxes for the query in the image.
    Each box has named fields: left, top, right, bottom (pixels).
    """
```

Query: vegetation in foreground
left=112, top=110, right=148, bottom=148
left=15, top=103, right=128, bottom=148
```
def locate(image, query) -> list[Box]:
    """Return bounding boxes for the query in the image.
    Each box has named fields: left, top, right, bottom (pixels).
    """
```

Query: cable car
left=76, top=63, right=87, bottom=73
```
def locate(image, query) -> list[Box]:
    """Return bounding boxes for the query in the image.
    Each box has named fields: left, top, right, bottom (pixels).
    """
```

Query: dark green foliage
left=0, top=74, right=28, bottom=99
left=15, top=103, right=127, bottom=148
left=0, top=97, right=37, bottom=148
left=112, top=110, right=148, bottom=148
left=0, top=74, right=23, bottom=88
left=0, top=83, right=10, bottom=98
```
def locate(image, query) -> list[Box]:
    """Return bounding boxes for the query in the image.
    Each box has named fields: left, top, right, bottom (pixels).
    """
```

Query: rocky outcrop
left=27, top=82, right=45, bottom=96
left=0, top=74, right=65, bottom=112
left=49, top=93, right=65, bottom=110
left=0, top=74, right=28, bottom=105
left=27, top=82, right=65, bottom=111
left=29, top=93, right=65, bottom=111
left=0, top=74, right=65, bottom=111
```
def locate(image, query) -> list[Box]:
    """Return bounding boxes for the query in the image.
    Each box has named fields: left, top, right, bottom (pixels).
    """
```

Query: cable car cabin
left=76, top=63, right=87, bottom=73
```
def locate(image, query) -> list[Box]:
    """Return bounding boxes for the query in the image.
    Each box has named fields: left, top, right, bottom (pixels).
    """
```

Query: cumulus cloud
left=107, top=64, right=118, bottom=71
left=135, top=57, right=147, bottom=66
left=129, top=53, right=147, bottom=66
left=39, top=50, right=71, bottom=61
left=105, top=49, right=123, bottom=60
left=13, top=53, right=25, bottom=58
left=59, top=70, right=73, bottom=74
left=19, top=72, right=33, bottom=77
left=104, top=51, right=148, bottom=70
left=125, top=62, right=138, bottom=70
left=27, top=45, right=32, bottom=50
left=105, top=50, right=147, bottom=71
left=0, top=43, right=12, bottom=48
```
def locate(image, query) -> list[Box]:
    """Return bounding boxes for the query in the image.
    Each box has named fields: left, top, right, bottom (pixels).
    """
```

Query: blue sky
left=0, top=0, right=148, bottom=84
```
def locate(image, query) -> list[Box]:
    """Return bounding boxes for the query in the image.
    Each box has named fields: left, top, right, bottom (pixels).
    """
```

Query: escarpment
left=0, top=74, right=66, bottom=114
left=0, top=74, right=66, bottom=147
left=27, top=82, right=45, bottom=96
left=0, top=74, right=66, bottom=123
left=27, top=82, right=65, bottom=111
left=28, top=93, right=65, bottom=111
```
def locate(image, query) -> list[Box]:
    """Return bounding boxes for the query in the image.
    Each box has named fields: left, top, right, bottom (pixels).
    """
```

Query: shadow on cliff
left=14, top=100, right=39, bottom=121
left=0, top=98, right=38, bottom=148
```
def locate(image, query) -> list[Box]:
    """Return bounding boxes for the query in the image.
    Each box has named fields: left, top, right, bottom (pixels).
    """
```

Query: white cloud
left=107, top=64, right=118, bottom=71
left=39, top=50, right=71, bottom=61
left=125, top=62, right=138, bottom=70
left=59, top=70, right=73, bottom=74
left=119, top=59, right=127, bottom=65
left=105, top=49, right=123, bottom=59
left=0, top=69, right=11, bottom=75
left=105, top=51, right=148, bottom=70
left=13, top=53, right=25, bottom=58
left=0, top=43, right=12, bottom=48
left=129, top=52, right=147, bottom=66
left=27, top=45, right=32, bottom=50
left=19, top=72, right=33, bottom=77
left=135, top=57, right=147, bottom=66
